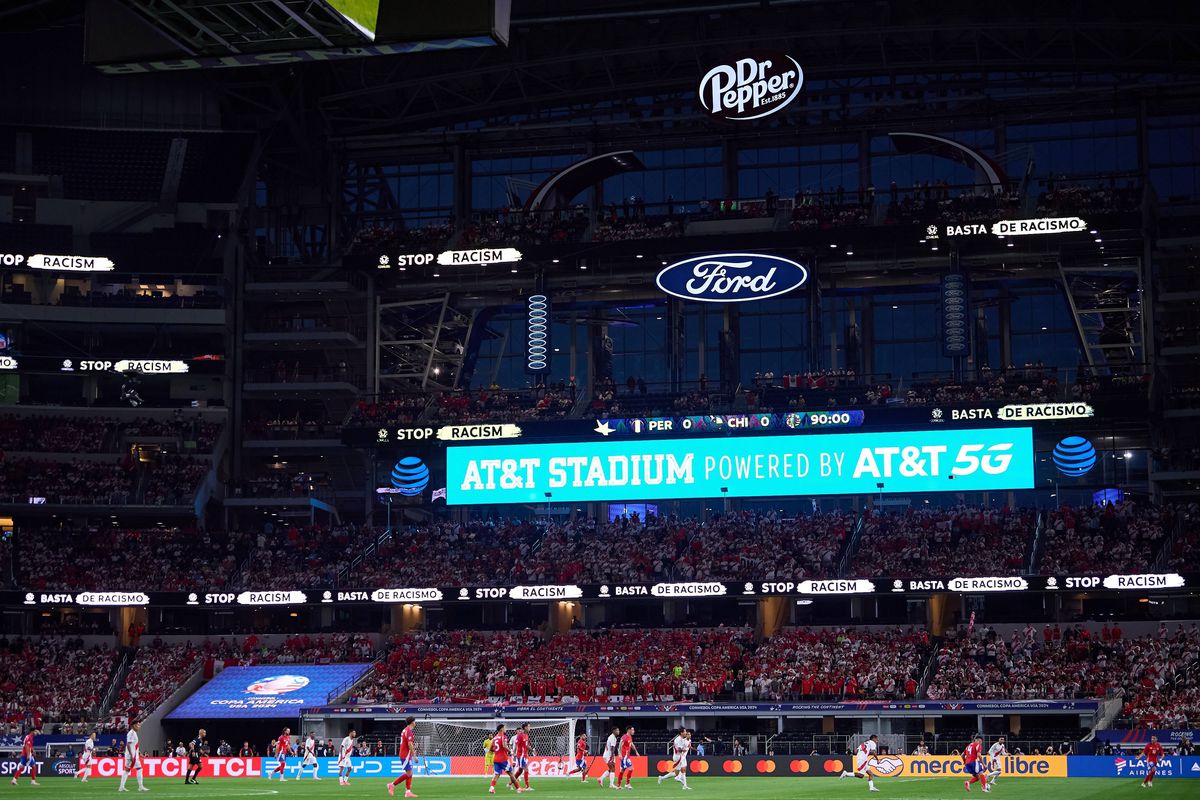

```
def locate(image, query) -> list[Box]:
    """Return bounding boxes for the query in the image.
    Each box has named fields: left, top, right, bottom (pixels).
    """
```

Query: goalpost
left=413, top=718, right=577, bottom=761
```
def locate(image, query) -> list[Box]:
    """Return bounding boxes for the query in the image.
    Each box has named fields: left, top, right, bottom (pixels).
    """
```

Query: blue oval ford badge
left=656, top=253, right=809, bottom=303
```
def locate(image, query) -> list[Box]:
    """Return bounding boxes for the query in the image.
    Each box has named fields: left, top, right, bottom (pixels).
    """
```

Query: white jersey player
left=337, top=727, right=357, bottom=785
left=657, top=728, right=692, bottom=789
left=840, top=734, right=880, bottom=792
left=598, top=726, right=620, bottom=788
left=74, top=732, right=97, bottom=781
left=119, top=721, right=148, bottom=793
left=986, top=737, right=1007, bottom=783
left=298, top=733, right=320, bottom=780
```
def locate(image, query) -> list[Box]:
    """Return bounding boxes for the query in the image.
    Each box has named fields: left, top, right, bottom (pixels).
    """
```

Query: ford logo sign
left=699, top=50, right=804, bottom=121
left=656, top=253, right=808, bottom=303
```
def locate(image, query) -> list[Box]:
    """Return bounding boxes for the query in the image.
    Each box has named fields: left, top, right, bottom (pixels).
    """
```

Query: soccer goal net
left=413, top=719, right=576, bottom=759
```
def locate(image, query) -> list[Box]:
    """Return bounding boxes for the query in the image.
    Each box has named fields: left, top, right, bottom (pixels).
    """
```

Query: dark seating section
left=10, top=125, right=253, bottom=203
left=0, top=222, right=72, bottom=254
left=90, top=224, right=220, bottom=274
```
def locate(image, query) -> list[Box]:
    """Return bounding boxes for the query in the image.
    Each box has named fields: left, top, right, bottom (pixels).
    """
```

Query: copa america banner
left=445, top=427, right=1035, bottom=505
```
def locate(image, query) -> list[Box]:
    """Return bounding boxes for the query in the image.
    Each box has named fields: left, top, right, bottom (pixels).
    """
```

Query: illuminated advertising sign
left=940, top=217, right=1088, bottom=238
left=371, top=424, right=523, bottom=444
left=869, top=755, right=1066, bottom=778
left=62, top=359, right=190, bottom=374
left=436, top=247, right=522, bottom=266
left=261, top=756, right=452, bottom=779
left=699, top=51, right=803, bottom=121
left=370, top=588, right=444, bottom=603
left=1102, top=573, right=1186, bottom=590
left=75, top=591, right=150, bottom=606
left=946, top=403, right=1095, bottom=422
left=445, top=427, right=1036, bottom=505
left=236, top=590, right=307, bottom=605
left=167, top=664, right=370, bottom=718
left=0, top=253, right=116, bottom=272
left=993, top=217, right=1088, bottom=236
left=656, top=253, right=808, bottom=303
left=509, top=584, right=583, bottom=600
left=0, top=357, right=16, bottom=370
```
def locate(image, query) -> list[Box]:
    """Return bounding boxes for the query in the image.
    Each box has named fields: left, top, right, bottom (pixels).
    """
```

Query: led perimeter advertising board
left=446, top=427, right=1035, bottom=505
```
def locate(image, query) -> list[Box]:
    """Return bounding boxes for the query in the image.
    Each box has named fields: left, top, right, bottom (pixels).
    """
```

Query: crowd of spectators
left=428, top=386, right=574, bottom=424
left=929, top=623, right=1198, bottom=706
left=745, top=627, right=930, bottom=700
left=353, top=512, right=851, bottom=588
left=1038, top=502, right=1172, bottom=575
left=351, top=628, right=753, bottom=704
left=0, top=413, right=219, bottom=453
left=244, top=411, right=343, bottom=440
left=849, top=508, right=1035, bottom=578
left=346, top=393, right=429, bottom=428
left=1035, top=181, right=1140, bottom=217
left=461, top=211, right=587, bottom=248
left=592, top=216, right=684, bottom=241
left=14, top=528, right=249, bottom=592
left=0, top=458, right=137, bottom=505
left=0, top=638, right=115, bottom=728
left=0, top=416, right=115, bottom=452
left=885, top=183, right=1021, bottom=227
left=345, top=222, right=453, bottom=257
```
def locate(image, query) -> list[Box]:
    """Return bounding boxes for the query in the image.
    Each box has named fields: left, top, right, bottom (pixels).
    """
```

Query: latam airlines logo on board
left=699, top=51, right=804, bottom=121
left=656, top=253, right=808, bottom=303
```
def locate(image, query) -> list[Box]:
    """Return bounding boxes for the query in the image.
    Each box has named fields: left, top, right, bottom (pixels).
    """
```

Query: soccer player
left=268, top=726, right=292, bottom=781
left=75, top=731, right=97, bottom=782
left=185, top=727, right=206, bottom=784
left=619, top=724, right=638, bottom=786
left=963, top=735, right=989, bottom=793
left=658, top=727, right=692, bottom=789
left=567, top=734, right=590, bottom=782
left=986, top=736, right=1006, bottom=785
left=512, top=722, right=537, bottom=792
left=598, top=726, right=620, bottom=788
left=338, top=727, right=357, bottom=785
left=484, top=734, right=496, bottom=777
left=299, top=731, right=321, bottom=780
left=489, top=723, right=521, bottom=795
left=118, top=721, right=148, bottom=793
left=387, top=716, right=420, bottom=797
left=12, top=725, right=40, bottom=786
left=1139, top=735, right=1165, bottom=788
left=840, top=734, right=880, bottom=792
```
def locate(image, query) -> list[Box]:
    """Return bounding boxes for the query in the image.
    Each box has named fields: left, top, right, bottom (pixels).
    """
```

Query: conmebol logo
left=656, top=253, right=808, bottom=303
left=246, top=674, right=310, bottom=696
left=699, top=51, right=804, bottom=121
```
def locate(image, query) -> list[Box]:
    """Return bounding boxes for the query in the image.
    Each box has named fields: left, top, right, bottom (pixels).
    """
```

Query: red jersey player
left=616, top=725, right=640, bottom=789
left=1139, top=735, right=1165, bottom=789
left=512, top=723, right=537, bottom=791
left=567, top=734, right=590, bottom=782
left=489, top=723, right=521, bottom=795
left=388, top=716, right=419, bottom=797
left=963, top=735, right=989, bottom=793
left=268, top=727, right=292, bottom=782
left=12, top=726, right=40, bottom=786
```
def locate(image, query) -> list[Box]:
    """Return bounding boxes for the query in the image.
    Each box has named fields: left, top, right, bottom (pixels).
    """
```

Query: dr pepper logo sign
left=699, top=50, right=804, bottom=121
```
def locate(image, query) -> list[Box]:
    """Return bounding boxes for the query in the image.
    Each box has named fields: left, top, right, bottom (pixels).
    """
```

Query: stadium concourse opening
left=0, top=0, right=1196, bottom=795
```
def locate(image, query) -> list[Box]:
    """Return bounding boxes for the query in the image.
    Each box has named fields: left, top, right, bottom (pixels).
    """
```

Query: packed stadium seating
left=849, top=508, right=1035, bottom=578
left=0, top=638, right=116, bottom=728
left=1037, top=503, right=1173, bottom=575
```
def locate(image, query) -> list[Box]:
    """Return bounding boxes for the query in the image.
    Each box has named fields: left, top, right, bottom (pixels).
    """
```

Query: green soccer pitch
left=23, top=776, right=1194, bottom=799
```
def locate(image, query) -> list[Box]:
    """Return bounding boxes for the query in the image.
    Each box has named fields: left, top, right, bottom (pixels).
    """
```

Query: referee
left=186, top=728, right=207, bottom=785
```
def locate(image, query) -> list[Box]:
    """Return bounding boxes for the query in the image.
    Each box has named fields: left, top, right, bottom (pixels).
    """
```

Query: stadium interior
left=0, top=0, right=1198, bottom=793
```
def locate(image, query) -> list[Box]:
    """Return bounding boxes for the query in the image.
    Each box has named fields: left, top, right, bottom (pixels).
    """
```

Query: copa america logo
left=246, top=674, right=310, bottom=696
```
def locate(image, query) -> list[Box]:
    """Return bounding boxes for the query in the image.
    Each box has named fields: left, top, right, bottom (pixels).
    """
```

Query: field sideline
left=24, top=776, right=1195, bottom=799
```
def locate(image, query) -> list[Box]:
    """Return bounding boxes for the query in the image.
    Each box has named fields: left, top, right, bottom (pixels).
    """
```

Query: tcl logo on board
left=699, top=51, right=804, bottom=121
